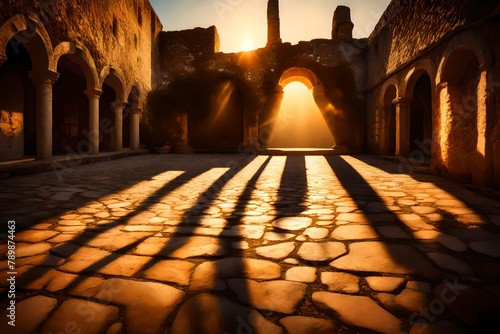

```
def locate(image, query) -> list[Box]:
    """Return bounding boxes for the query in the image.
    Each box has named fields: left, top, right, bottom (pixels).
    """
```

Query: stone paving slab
left=39, top=299, right=119, bottom=334
left=0, top=296, right=58, bottom=334
left=313, top=292, right=402, bottom=333
left=171, top=293, right=283, bottom=334
left=1, top=154, right=499, bottom=333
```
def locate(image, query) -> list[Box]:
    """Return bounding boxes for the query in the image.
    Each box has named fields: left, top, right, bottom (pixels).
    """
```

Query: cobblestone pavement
left=1, top=154, right=500, bottom=333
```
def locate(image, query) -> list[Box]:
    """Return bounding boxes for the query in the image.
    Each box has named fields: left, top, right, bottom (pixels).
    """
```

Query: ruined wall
left=0, top=0, right=162, bottom=96
left=152, top=32, right=367, bottom=151
left=159, top=26, right=220, bottom=87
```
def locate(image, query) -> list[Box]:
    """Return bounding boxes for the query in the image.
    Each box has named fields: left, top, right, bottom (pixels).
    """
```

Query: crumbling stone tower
left=332, top=6, right=354, bottom=39
left=267, top=0, right=282, bottom=46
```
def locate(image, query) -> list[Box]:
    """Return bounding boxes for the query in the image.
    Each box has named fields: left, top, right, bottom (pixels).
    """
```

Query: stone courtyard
left=1, top=153, right=500, bottom=333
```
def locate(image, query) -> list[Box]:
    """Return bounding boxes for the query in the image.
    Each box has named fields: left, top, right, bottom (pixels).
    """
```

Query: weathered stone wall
left=0, top=0, right=162, bottom=95
left=481, top=20, right=500, bottom=187
left=159, top=26, right=220, bottom=87
left=366, top=0, right=500, bottom=187
left=367, top=0, right=498, bottom=88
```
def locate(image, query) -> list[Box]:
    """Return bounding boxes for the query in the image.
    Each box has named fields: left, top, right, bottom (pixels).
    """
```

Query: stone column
left=29, top=70, right=59, bottom=160
left=436, top=82, right=450, bottom=167
left=84, top=90, right=102, bottom=155
left=244, top=111, right=260, bottom=150
left=332, top=6, right=354, bottom=39
left=394, top=97, right=411, bottom=157
left=267, top=0, right=282, bottom=46
left=172, top=111, right=193, bottom=153
left=130, top=107, right=141, bottom=150
left=112, top=102, right=127, bottom=151
left=473, top=67, right=491, bottom=186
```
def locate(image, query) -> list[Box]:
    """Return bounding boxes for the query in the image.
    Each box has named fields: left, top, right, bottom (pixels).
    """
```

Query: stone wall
left=366, top=0, right=500, bottom=187
left=154, top=31, right=368, bottom=151
left=159, top=26, right=220, bottom=86
left=367, top=0, right=498, bottom=89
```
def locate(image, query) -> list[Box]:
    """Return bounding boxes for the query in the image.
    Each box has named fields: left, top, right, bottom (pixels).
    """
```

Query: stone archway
left=435, top=31, right=494, bottom=185
left=100, top=67, right=127, bottom=151
left=278, top=67, right=320, bottom=89
left=397, top=60, right=436, bottom=158
left=439, top=47, right=489, bottom=184
left=259, top=67, right=337, bottom=149
left=53, top=42, right=100, bottom=155
left=0, top=14, right=53, bottom=70
left=53, top=55, right=90, bottom=155
left=0, top=14, right=53, bottom=161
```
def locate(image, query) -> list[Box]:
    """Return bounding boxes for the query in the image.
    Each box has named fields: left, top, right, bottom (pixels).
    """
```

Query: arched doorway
left=0, top=15, right=52, bottom=161
left=53, top=55, right=90, bottom=155
left=409, top=73, right=432, bottom=158
left=267, top=81, right=334, bottom=148
left=260, top=67, right=334, bottom=149
left=382, top=84, right=397, bottom=155
left=441, top=48, right=482, bottom=182
left=0, top=40, right=36, bottom=161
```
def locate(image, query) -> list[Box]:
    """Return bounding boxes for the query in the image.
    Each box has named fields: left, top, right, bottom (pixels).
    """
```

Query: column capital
left=112, top=102, right=128, bottom=109
left=273, top=88, right=285, bottom=98
left=130, top=107, right=142, bottom=115
left=84, top=89, right=103, bottom=98
left=392, top=97, right=412, bottom=105
left=29, top=70, right=60, bottom=85
left=437, top=82, right=448, bottom=90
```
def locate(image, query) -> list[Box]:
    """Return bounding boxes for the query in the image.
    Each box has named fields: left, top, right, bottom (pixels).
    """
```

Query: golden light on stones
left=154, top=167, right=230, bottom=211
left=267, top=82, right=334, bottom=148
left=0, top=110, right=23, bottom=145
left=305, top=156, right=344, bottom=197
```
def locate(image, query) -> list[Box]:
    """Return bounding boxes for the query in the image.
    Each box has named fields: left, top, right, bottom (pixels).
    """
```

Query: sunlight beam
left=268, top=82, right=334, bottom=148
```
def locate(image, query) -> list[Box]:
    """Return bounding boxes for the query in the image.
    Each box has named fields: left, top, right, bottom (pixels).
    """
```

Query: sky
left=150, top=0, right=392, bottom=53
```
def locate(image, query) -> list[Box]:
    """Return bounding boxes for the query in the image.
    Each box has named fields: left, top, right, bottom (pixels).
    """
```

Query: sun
left=240, top=40, right=255, bottom=52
